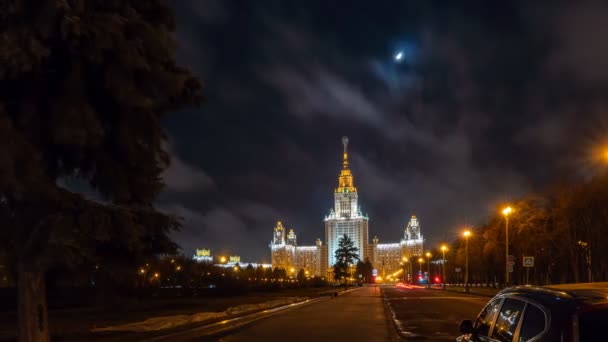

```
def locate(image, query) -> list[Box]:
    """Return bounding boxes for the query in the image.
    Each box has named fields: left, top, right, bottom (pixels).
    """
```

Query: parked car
left=457, top=282, right=608, bottom=342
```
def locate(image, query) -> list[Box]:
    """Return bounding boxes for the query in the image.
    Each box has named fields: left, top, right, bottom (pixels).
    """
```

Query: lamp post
left=403, top=257, right=411, bottom=284
left=502, top=206, right=512, bottom=287
left=441, top=245, right=448, bottom=290
left=418, top=258, right=423, bottom=284
left=463, top=230, right=471, bottom=292
left=425, top=252, right=431, bottom=288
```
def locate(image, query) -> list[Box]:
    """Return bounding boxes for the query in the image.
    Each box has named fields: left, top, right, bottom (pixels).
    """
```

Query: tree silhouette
left=356, top=258, right=374, bottom=283
left=333, top=234, right=359, bottom=289
left=0, top=1, right=201, bottom=340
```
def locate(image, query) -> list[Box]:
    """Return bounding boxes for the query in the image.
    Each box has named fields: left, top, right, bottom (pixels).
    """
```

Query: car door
left=490, top=298, right=526, bottom=342
left=473, top=297, right=504, bottom=341
left=515, top=302, right=548, bottom=342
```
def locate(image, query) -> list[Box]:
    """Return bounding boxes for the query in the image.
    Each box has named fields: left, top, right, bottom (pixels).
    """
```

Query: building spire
left=336, top=136, right=356, bottom=193
left=342, top=136, right=349, bottom=169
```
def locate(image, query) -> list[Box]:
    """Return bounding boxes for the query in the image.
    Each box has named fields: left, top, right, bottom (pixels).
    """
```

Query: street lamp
left=463, top=230, right=471, bottom=292
left=402, top=257, right=409, bottom=283
left=418, top=258, right=424, bottom=285
left=502, top=206, right=512, bottom=287
left=441, top=245, right=448, bottom=290
left=219, top=256, right=227, bottom=263
left=425, top=252, right=432, bottom=288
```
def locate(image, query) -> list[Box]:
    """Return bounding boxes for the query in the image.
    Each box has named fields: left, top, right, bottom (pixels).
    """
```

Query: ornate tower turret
left=273, top=221, right=285, bottom=245
left=287, top=229, right=297, bottom=246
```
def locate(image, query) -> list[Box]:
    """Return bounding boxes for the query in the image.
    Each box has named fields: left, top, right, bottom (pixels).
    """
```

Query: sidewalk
left=217, top=286, right=397, bottom=341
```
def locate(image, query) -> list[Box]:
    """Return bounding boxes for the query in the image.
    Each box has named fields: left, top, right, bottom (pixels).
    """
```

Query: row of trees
left=443, top=171, right=608, bottom=285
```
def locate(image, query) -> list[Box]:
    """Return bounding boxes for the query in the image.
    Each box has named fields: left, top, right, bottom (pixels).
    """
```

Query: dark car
left=457, top=282, right=608, bottom=342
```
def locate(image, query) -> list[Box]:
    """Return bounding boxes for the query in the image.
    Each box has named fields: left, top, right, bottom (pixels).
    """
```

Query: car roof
left=497, top=283, right=608, bottom=310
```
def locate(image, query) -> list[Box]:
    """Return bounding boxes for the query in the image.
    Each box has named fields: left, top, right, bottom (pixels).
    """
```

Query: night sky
left=158, top=1, right=608, bottom=262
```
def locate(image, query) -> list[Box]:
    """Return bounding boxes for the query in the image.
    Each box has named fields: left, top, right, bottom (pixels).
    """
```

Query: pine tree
left=0, top=1, right=202, bottom=340
left=333, top=234, right=359, bottom=289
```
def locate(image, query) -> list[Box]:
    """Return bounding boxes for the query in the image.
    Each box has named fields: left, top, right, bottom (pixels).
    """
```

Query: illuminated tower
left=401, top=215, right=424, bottom=257
left=270, top=221, right=294, bottom=270
left=273, top=221, right=286, bottom=245
left=324, top=137, right=369, bottom=276
left=287, top=229, right=297, bottom=246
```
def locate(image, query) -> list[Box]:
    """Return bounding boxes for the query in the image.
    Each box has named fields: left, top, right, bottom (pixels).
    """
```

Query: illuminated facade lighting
left=269, top=137, right=426, bottom=280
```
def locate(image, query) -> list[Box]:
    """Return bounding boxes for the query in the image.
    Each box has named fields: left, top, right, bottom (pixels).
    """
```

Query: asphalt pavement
left=215, top=285, right=397, bottom=342
left=384, top=285, right=489, bottom=341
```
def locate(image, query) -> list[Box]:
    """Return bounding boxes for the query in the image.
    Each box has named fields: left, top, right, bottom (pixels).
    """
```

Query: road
left=215, top=286, right=397, bottom=342
left=384, top=285, right=489, bottom=341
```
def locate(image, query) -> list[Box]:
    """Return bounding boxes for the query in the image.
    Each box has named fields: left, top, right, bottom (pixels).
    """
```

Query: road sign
left=523, top=256, right=534, bottom=267
left=372, top=269, right=378, bottom=277
left=508, top=264, right=514, bottom=273
left=507, top=261, right=515, bottom=266
left=508, top=255, right=515, bottom=263
left=455, top=268, right=462, bottom=273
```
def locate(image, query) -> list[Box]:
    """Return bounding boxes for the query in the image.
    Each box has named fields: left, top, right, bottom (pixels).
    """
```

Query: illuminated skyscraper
left=324, top=137, right=369, bottom=276
left=270, top=137, right=425, bottom=281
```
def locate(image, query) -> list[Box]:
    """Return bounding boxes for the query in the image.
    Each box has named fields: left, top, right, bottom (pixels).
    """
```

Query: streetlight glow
left=440, top=244, right=448, bottom=290
left=463, top=229, right=471, bottom=292
left=502, top=205, right=512, bottom=286
left=220, top=256, right=227, bottom=263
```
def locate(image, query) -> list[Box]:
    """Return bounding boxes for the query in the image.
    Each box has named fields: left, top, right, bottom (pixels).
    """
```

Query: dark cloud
left=162, top=1, right=608, bottom=261
left=162, top=144, right=215, bottom=193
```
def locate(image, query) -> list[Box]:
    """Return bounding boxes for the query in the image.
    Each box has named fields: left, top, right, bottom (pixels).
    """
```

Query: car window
left=475, top=297, right=503, bottom=337
left=491, top=298, right=525, bottom=342
left=518, top=304, right=546, bottom=342
left=578, top=307, right=608, bottom=341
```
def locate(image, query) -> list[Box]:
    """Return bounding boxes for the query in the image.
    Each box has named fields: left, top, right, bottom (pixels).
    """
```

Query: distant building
left=193, top=248, right=213, bottom=262
left=270, top=137, right=425, bottom=279
left=402, top=215, right=424, bottom=257
left=269, top=221, right=322, bottom=276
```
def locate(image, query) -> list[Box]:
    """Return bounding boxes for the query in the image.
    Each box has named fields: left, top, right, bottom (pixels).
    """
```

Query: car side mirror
left=459, top=319, right=474, bottom=334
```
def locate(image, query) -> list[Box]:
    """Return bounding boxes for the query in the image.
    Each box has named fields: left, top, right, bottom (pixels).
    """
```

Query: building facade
left=269, top=221, right=323, bottom=276
left=323, top=136, right=369, bottom=277
left=270, top=137, right=424, bottom=279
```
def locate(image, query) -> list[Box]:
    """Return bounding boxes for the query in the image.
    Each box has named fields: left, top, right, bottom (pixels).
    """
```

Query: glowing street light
left=219, top=256, right=227, bottom=263
left=463, top=230, right=471, bottom=292
left=402, top=257, right=410, bottom=283
left=441, top=245, right=448, bottom=289
left=425, top=252, right=432, bottom=288
left=418, top=257, right=424, bottom=274
left=502, top=206, right=513, bottom=286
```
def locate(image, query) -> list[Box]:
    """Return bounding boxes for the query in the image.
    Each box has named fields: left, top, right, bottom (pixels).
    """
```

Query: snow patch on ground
left=92, top=297, right=308, bottom=332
